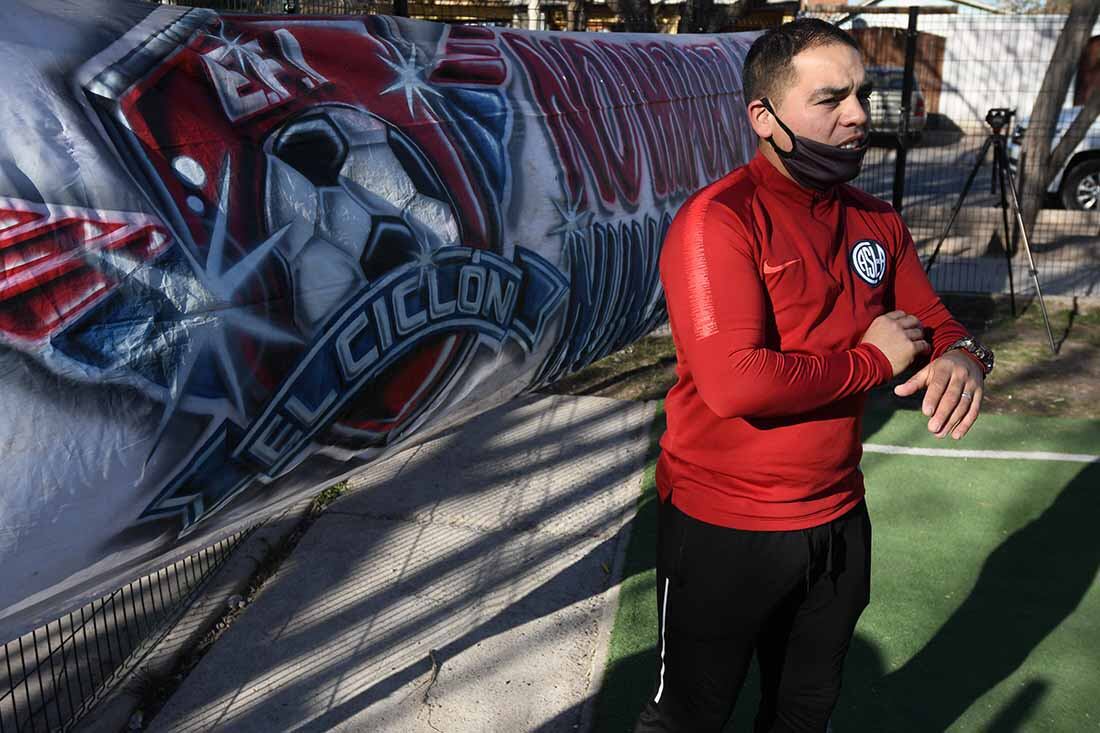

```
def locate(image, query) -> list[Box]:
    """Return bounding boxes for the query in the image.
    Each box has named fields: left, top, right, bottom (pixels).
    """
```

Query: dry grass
left=544, top=294, right=1100, bottom=420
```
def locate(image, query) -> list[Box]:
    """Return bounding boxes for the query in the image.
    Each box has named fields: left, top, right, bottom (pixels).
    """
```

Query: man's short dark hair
left=743, top=19, right=861, bottom=105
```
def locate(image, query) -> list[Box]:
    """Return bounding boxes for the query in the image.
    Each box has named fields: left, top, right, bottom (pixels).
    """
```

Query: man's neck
left=758, top=140, right=796, bottom=184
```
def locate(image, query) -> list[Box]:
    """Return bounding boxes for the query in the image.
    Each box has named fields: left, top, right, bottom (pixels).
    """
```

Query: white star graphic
left=94, top=156, right=303, bottom=461
left=548, top=195, right=595, bottom=241
left=380, top=41, right=443, bottom=118
left=412, top=244, right=436, bottom=288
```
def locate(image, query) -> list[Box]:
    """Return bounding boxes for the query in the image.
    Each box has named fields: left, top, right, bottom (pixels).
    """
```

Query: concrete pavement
left=149, top=393, right=657, bottom=732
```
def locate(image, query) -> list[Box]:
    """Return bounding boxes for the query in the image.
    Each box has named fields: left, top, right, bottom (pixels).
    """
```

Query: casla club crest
left=849, top=239, right=887, bottom=287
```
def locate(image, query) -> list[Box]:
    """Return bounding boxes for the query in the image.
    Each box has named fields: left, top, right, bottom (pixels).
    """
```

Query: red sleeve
left=888, top=215, right=976, bottom=364
left=660, top=195, right=893, bottom=420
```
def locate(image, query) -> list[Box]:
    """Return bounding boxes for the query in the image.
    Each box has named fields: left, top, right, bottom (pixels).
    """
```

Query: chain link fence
left=166, top=0, right=540, bottom=27
left=175, top=0, right=384, bottom=13
left=806, top=8, right=1100, bottom=298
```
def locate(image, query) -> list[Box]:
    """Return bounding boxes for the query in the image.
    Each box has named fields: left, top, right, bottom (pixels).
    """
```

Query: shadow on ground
left=835, top=462, right=1100, bottom=732
left=149, top=395, right=656, bottom=733
left=593, top=406, right=1100, bottom=732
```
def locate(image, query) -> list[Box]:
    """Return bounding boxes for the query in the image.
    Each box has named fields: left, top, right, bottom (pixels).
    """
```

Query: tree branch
left=1047, top=86, right=1100, bottom=178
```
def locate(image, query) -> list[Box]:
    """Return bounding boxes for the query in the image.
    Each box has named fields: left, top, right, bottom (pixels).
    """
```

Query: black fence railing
left=0, top=531, right=250, bottom=732
left=163, top=0, right=533, bottom=25
left=172, top=0, right=382, bottom=12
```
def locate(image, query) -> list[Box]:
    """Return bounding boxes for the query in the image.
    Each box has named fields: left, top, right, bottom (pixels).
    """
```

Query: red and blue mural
left=0, top=0, right=756, bottom=640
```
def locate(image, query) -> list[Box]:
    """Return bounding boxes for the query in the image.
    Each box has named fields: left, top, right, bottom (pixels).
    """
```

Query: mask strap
left=760, top=97, right=797, bottom=158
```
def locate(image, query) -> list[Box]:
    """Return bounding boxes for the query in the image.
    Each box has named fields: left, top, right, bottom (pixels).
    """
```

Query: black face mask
left=760, top=97, right=869, bottom=191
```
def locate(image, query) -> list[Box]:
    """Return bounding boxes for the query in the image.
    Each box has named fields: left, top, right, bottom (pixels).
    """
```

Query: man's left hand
left=893, top=351, right=985, bottom=439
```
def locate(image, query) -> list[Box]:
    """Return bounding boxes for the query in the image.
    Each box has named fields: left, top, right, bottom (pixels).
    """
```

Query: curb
left=577, top=399, right=657, bottom=733
left=576, top=496, right=639, bottom=733
left=74, top=498, right=316, bottom=733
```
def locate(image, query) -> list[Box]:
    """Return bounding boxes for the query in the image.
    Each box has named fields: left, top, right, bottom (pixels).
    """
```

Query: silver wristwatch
left=946, top=336, right=994, bottom=376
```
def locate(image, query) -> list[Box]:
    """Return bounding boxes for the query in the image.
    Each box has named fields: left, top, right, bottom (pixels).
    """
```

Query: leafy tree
left=1002, top=0, right=1074, bottom=13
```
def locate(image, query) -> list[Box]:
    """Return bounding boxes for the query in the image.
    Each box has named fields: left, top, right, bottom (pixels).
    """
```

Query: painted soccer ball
left=263, top=104, right=460, bottom=337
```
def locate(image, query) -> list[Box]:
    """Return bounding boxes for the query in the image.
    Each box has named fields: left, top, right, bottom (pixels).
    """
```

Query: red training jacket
left=657, top=152, right=971, bottom=530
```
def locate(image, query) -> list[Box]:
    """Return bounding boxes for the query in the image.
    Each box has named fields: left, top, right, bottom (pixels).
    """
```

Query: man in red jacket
left=634, top=18, right=994, bottom=733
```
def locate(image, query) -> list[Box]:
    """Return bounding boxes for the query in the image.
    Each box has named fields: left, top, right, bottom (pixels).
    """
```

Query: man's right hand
left=860, top=310, right=930, bottom=376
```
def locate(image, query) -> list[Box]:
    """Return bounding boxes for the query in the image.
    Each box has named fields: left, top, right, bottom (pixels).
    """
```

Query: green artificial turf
left=596, top=406, right=666, bottom=733
left=596, top=405, right=1100, bottom=732
left=863, top=401, right=1100, bottom=456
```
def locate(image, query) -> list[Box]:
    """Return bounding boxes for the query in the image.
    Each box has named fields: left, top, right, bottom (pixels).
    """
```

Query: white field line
left=862, top=443, right=1099, bottom=464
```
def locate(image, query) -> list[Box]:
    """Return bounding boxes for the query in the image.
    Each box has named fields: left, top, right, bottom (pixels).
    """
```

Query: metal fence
left=0, top=532, right=249, bottom=732
left=808, top=8, right=1100, bottom=298
left=176, top=0, right=383, bottom=12
left=166, top=0, right=536, bottom=27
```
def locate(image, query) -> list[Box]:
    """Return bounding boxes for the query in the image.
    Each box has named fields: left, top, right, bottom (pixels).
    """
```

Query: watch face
left=953, top=338, right=993, bottom=374
left=970, top=340, right=994, bottom=372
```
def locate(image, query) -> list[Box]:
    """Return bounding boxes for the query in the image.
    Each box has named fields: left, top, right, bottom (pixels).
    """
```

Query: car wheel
left=1061, top=159, right=1100, bottom=210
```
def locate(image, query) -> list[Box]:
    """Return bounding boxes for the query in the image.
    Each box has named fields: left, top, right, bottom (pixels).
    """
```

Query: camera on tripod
left=985, top=107, right=1015, bottom=135
left=925, top=104, right=1056, bottom=352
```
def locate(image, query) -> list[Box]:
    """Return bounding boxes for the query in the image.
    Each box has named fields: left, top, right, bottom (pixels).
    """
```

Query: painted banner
left=0, top=0, right=756, bottom=641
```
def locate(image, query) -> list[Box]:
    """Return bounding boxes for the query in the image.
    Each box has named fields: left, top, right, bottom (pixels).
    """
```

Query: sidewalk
left=148, top=393, right=657, bottom=732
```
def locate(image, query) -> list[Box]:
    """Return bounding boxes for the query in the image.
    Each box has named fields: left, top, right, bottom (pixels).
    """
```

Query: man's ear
left=747, top=98, right=772, bottom=139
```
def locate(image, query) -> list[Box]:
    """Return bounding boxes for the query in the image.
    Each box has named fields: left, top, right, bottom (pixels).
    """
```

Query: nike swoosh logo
left=762, top=258, right=801, bottom=275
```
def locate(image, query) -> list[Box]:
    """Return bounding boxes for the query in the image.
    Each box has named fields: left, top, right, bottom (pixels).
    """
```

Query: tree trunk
left=1017, top=0, right=1100, bottom=242
left=606, top=0, right=657, bottom=32
left=678, top=0, right=715, bottom=33
left=566, top=0, right=587, bottom=31
left=678, top=0, right=763, bottom=34
left=1048, top=85, right=1100, bottom=175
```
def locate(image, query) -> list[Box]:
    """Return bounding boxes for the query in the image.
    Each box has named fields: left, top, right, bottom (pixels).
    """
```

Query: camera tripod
left=924, top=108, right=1056, bottom=354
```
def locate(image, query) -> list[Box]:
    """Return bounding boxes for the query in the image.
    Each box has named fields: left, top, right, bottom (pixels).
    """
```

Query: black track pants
left=634, top=499, right=872, bottom=733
